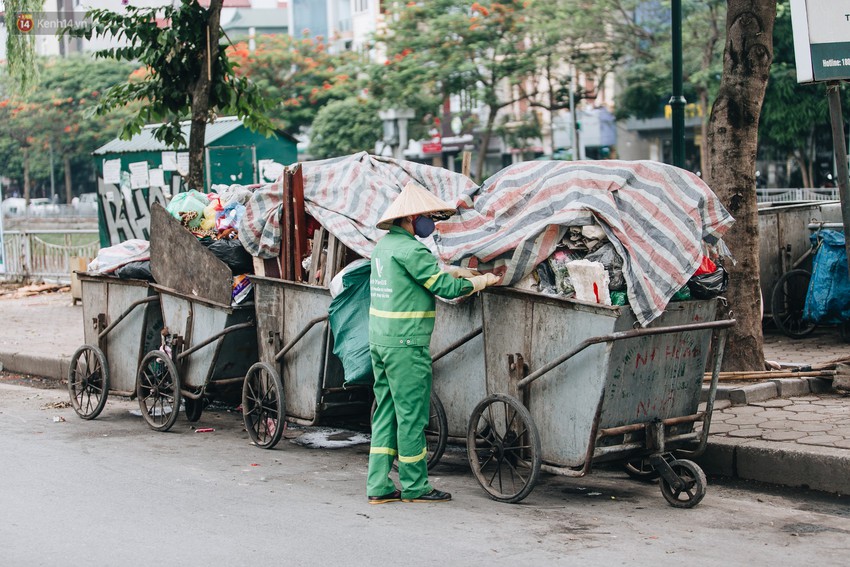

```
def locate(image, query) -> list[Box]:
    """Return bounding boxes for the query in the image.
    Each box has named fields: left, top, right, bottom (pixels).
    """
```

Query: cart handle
left=97, top=295, right=160, bottom=341
left=516, top=318, right=737, bottom=390
left=432, top=327, right=483, bottom=363
left=176, top=321, right=255, bottom=361
left=273, top=314, right=330, bottom=362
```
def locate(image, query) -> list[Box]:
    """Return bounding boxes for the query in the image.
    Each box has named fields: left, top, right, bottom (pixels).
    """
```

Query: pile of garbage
left=513, top=221, right=728, bottom=306
left=86, top=184, right=259, bottom=305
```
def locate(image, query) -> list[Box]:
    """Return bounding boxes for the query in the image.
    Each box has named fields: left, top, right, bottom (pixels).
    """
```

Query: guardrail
left=1, top=229, right=100, bottom=283
left=756, top=187, right=839, bottom=203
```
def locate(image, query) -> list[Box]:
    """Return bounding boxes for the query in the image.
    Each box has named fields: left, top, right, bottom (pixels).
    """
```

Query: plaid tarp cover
left=239, top=152, right=733, bottom=326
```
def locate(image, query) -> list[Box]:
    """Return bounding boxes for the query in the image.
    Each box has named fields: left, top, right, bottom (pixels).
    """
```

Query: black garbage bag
left=687, top=265, right=728, bottom=299
left=200, top=238, right=254, bottom=274
left=115, top=261, right=154, bottom=281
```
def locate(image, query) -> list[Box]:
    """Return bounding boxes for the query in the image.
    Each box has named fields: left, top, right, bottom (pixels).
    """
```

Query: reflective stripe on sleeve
left=398, top=447, right=427, bottom=464
left=423, top=273, right=441, bottom=290
left=369, top=307, right=436, bottom=319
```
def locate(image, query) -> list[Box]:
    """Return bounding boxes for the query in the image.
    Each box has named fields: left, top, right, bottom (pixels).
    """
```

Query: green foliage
left=3, top=0, right=44, bottom=95
left=0, top=56, right=138, bottom=196
left=228, top=33, right=367, bottom=134
left=60, top=0, right=273, bottom=149
left=614, top=0, right=726, bottom=120
left=308, top=97, right=382, bottom=159
left=758, top=2, right=845, bottom=165
left=495, top=112, right=541, bottom=153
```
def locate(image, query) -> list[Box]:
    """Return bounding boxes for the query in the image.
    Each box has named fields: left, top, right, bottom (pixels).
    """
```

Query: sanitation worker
left=367, top=182, right=499, bottom=504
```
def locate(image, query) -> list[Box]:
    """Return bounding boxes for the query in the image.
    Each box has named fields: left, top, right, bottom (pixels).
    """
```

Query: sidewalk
left=1, top=288, right=849, bottom=494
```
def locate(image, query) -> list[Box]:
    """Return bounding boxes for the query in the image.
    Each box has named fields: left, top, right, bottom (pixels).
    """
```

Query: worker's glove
left=466, top=273, right=500, bottom=293
left=444, top=265, right=480, bottom=278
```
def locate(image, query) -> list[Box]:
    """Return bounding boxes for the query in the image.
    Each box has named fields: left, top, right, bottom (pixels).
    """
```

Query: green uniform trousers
left=367, top=343, right=432, bottom=500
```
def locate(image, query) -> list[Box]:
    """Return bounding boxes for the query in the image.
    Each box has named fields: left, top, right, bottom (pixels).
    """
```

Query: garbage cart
left=136, top=203, right=259, bottom=433
left=244, top=275, right=373, bottom=449
left=466, top=289, right=734, bottom=507
left=68, top=274, right=162, bottom=419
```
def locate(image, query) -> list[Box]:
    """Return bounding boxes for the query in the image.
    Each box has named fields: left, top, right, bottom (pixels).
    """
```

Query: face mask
left=413, top=215, right=435, bottom=238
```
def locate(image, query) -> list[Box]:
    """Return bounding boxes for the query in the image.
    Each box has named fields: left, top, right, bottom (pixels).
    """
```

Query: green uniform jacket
left=369, top=226, right=473, bottom=347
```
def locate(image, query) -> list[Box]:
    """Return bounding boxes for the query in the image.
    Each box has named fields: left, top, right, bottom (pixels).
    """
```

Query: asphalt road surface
left=1, top=379, right=849, bottom=566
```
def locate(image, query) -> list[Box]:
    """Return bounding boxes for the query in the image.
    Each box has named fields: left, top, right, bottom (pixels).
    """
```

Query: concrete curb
left=0, top=352, right=69, bottom=382
left=698, top=436, right=850, bottom=495
left=702, top=377, right=834, bottom=405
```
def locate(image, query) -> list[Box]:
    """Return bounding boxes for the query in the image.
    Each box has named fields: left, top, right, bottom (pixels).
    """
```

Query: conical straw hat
left=376, top=181, right=457, bottom=230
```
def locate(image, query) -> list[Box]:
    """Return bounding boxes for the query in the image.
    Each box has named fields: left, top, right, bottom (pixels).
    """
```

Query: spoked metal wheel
left=136, top=350, right=182, bottom=432
left=425, top=392, right=448, bottom=469
left=370, top=391, right=448, bottom=470
left=771, top=269, right=816, bottom=338
left=466, top=394, right=541, bottom=503
left=623, top=458, right=660, bottom=481
left=68, top=345, right=109, bottom=420
left=242, top=362, right=285, bottom=449
left=659, top=459, right=707, bottom=508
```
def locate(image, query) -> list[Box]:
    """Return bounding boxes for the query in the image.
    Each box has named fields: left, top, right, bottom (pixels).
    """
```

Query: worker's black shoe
left=402, top=489, right=451, bottom=503
left=368, top=489, right=401, bottom=504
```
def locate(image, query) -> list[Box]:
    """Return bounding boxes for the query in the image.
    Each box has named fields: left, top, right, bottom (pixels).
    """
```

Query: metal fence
left=756, top=187, right=840, bottom=204
left=1, top=229, right=100, bottom=283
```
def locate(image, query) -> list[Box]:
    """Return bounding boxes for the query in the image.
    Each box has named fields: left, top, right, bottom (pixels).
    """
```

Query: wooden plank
left=281, top=171, right=294, bottom=280
left=149, top=203, right=233, bottom=306
left=323, top=233, right=338, bottom=287
left=309, top=228, right=325, bottom=284
left=291, top=164, right=307, bottom=282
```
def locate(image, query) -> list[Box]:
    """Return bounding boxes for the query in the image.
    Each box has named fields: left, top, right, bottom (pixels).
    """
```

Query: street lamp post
left=670, top=0, right=686, bottom=169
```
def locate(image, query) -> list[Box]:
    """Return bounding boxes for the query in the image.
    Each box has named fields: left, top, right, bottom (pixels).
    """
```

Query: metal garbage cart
left=466, top=288, right=734, bottom=507
left=244, top=276, right=373, bottom=449
left=137, top=203, right=259, bottom=433
left=68, top=273, right=162, bottom=419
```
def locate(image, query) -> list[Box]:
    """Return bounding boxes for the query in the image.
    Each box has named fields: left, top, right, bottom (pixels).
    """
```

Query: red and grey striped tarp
left=240, top=152, right=733, bottom=326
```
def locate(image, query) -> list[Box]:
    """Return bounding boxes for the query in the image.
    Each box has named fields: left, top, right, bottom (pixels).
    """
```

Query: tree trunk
left=475, top=107, right=498, bottom=182
left=64, top=154, right=73, bottom=204
left=186, top=0, right=223, bottom=192
left=705, top=1, right=776, bottom=371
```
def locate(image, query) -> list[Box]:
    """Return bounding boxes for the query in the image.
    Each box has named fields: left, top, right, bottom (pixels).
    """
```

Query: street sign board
left=791, top=0, right=850, bottom=83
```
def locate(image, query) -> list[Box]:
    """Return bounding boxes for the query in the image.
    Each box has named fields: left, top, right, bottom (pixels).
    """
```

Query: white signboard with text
left=792, top=0, right=850, bottom=82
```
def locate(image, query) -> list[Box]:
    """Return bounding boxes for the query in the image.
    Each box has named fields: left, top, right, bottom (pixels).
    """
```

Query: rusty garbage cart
left=466, top=289, right=734, bottom=507
left=136, top=204, right=260, bottom=434
left=68, top=273, right=162, bottom=419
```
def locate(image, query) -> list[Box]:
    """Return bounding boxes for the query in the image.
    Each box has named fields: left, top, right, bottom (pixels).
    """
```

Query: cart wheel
left=242, top=362, right=285, bottom=449
left=136, top=350, right=182, bottom=432
left=771, top=269, right=816, bottom=338
left=184, top=397, right=204, bottom=422
left=623, top=458, right=660, bottom=481
left=68, top=345, right=109, bottom=420
left=659, top=459, right=707, bottom=509
left=466, top=394, right=541, bottom=503
left=425, top=392, right=448, bottom=469
left=370, top=391, right=448, bottom=470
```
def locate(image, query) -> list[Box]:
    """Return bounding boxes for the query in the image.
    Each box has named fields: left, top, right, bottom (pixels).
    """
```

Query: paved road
left=2, top=381, right=849, bottom=566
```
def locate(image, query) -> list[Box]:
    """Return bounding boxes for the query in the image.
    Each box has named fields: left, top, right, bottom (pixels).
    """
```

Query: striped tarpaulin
left=240, top=152, right=733, bottom=326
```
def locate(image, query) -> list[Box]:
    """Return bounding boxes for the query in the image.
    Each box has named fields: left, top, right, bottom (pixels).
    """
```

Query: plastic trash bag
left=87, top=239, right=150, bottom=274
left=166, top=190, right=208, bottom=229
left=687, top=265, right=728, bottom=299
left=200, top=238, right=254, bottom=274
left=804, top=229, right=850, bottom=324
left=585, top=242, right=625, bottom=291
left=328, top=261, right=373, bottom=385
left=115, top=261, right=154, bottom=281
